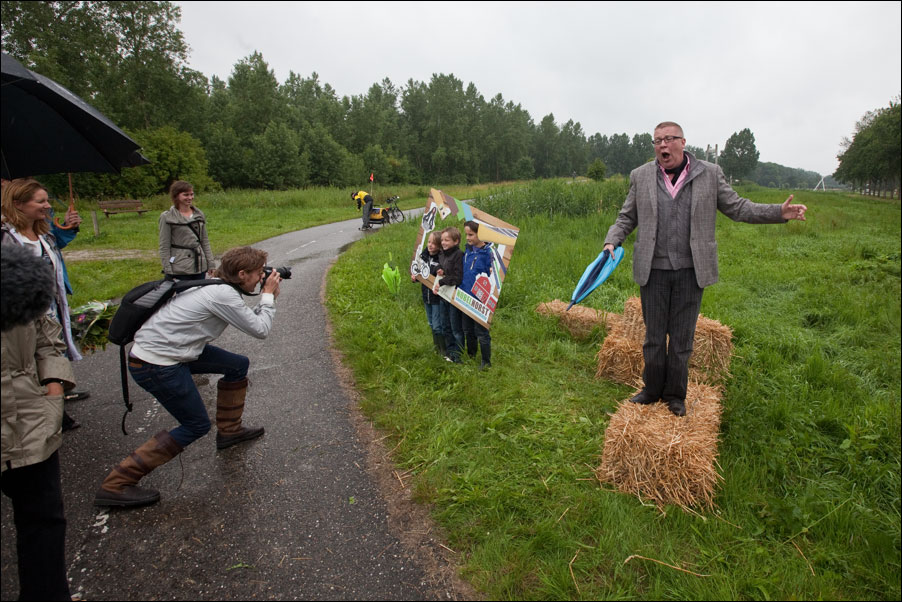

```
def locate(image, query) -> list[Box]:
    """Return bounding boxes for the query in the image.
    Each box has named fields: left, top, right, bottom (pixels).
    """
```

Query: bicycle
left=363, top=195, right=404, bottom=227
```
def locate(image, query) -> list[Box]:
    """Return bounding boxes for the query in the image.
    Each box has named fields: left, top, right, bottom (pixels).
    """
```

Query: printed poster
left=410, top=188, right=519, bottom=329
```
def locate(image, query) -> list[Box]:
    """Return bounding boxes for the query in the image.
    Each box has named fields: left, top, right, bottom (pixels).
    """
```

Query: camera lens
left=263, top=266, right=292, bottom=280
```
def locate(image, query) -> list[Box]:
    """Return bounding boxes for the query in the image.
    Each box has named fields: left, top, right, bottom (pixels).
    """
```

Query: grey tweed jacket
left=604, top=153, right=786, bottom=288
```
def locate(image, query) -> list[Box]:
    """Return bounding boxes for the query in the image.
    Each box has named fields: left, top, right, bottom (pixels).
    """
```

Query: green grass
left=61, top=180, right=900, bottom=598
left=325, top=186, right=901, bottom=600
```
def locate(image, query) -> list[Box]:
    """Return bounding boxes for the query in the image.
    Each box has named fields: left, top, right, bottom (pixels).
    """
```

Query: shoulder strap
left=169, top=221, right=203, bottom=241
left=119, top=345, right=132, bottom=435
left=172, top=279, right=255, bottom=297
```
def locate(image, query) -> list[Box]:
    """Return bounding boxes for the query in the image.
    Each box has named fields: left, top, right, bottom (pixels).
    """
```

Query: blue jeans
left=440, top=300, right=464, bottom=359
left=128, top=344, right=249, bottom=447
left=423, top=301, right=442, bottom=335
left=461, top=314, right=491, bottom=359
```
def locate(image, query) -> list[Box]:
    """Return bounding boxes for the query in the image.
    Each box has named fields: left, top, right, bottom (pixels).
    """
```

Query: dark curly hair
left=1, top=244, right=56, bottom=332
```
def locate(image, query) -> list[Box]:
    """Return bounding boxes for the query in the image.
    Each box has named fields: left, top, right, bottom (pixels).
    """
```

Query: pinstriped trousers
left=639, top=268, right=704, bottom=402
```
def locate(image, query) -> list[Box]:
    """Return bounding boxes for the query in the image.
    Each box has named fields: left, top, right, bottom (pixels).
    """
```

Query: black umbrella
left=1, top=51, right=149, bottom=180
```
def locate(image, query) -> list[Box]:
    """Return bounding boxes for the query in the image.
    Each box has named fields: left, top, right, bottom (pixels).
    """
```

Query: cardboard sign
left=410, top=188, right=519, bottom=329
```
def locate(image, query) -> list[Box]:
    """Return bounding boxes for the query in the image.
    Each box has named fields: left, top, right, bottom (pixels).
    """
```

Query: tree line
left=751, top=163, right=842, bottom=190
left=834, top=98, right=901, bottom=198
left=2, top=1, right=835, bottom=198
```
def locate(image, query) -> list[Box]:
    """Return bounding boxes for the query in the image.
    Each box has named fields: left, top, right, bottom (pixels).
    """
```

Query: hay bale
left=617, top=296, right=645, bottom=341
left=596, top=297, right=733, bottom=386
left=535, top=299, right=607, bottom=340
left=595, top=333, right=644, bottom=387
left=596, top=383, right=724, bottom=509
left=689, top=316, right=733, bottom=383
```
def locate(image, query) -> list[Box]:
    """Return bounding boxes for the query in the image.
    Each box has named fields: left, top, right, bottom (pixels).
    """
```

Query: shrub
left=587, top=158, right=607, bottom=181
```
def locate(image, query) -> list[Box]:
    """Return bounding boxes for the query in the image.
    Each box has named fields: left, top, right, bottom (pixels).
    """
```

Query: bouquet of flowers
left=69, top=301, right=117, bottom=354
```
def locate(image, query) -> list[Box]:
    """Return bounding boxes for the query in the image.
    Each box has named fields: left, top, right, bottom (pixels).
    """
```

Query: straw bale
left=688, top=316, right=733, bottom=383
left=603, top=312, right=621, bottom=332
left=596, top=297, right=733, bottom=386
left=617, top=296, right=646, bottom=341
left=535, top=299, right=608, bottom=340
left=596, top=383, right=724, bottom=509
left=595, top=333, right=644, bottom=387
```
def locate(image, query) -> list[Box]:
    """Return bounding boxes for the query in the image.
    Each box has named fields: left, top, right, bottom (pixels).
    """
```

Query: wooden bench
left=98, top=199, right=148, bottom=217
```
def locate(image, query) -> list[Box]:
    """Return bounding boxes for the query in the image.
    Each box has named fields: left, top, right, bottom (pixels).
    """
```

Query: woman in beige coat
left=158, top=180, right=215, bottom=280
left=1, top=244, right=76, bottom=601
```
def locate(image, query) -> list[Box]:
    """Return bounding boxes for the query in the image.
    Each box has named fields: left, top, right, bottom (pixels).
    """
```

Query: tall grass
left=325, top=186, right=900, bottom=600
left=471, top=177, right=630, bottom=219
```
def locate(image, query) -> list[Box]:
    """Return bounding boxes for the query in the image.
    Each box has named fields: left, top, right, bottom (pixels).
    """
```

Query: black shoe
left=629, top=390, right=659, bottom=405
left=62, top=411, right=80, bottom=432
left=94, top=485, right=160, bottom=508
left=479, top=360, right=491, bottom=371
left=667, top=399, right=686, bottom=417
left=64, top=389, right=90, bottom=402
left=216, top=426, right=265, bottom=450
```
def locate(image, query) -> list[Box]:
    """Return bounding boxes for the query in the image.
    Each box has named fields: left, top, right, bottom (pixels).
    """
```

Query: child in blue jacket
left=460, top=221, right=494, bottom=369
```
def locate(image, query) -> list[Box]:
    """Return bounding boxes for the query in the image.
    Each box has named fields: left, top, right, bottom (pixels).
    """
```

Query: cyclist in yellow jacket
left=352, top=190, right=375, bottom=230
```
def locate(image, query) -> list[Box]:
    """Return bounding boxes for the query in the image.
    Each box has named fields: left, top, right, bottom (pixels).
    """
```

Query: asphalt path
left=1, top=211, right=471, bottom=601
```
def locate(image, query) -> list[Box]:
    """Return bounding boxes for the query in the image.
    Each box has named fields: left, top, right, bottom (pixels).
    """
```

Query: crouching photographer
left=94, top=246, right=282, bottom=509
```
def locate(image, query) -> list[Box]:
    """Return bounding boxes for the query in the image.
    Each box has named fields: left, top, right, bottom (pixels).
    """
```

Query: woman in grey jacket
left=159, top=180, right=215, bottom=280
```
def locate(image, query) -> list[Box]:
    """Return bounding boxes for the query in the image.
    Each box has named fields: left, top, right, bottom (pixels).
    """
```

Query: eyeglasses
left=653, top=135, right=683, bottom=146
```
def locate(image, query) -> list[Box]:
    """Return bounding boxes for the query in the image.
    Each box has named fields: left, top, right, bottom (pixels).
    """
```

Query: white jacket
left=131, top=282, right=275, bottom=365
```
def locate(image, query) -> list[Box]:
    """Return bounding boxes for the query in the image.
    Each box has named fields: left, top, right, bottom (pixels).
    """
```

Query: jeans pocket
left=128, top=364, right=154, bottom=387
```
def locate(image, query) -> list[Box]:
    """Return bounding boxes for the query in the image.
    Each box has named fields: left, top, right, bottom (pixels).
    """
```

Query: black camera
left=263, top=266, right=292, bottom=281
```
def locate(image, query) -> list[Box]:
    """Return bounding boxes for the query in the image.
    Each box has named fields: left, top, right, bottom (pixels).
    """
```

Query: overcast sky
left=176, top=1, right=901, bottom=176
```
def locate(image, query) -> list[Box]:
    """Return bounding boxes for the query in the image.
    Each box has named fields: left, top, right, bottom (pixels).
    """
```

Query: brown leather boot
left=215, top=378, right=264, bottom=450
left=94, top=430, right=182, bottom=508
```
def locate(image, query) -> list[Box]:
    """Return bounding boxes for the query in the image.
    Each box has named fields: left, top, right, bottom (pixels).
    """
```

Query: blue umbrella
left=566, top=246, right=624, bottom=310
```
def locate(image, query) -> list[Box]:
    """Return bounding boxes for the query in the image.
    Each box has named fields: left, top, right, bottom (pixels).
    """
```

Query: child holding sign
left=461, top=221, right=493, bottom=369
left=433, top=227, right=463, bottom=363
left=413, top=231, right=445, bottom=355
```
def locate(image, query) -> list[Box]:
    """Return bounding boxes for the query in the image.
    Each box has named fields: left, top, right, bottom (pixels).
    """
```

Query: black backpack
left=109, top=278, right=243, bottom=434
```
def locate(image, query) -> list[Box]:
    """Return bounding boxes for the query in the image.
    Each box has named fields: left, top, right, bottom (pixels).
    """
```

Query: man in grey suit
left=603, top=121, right=808, bottom=416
